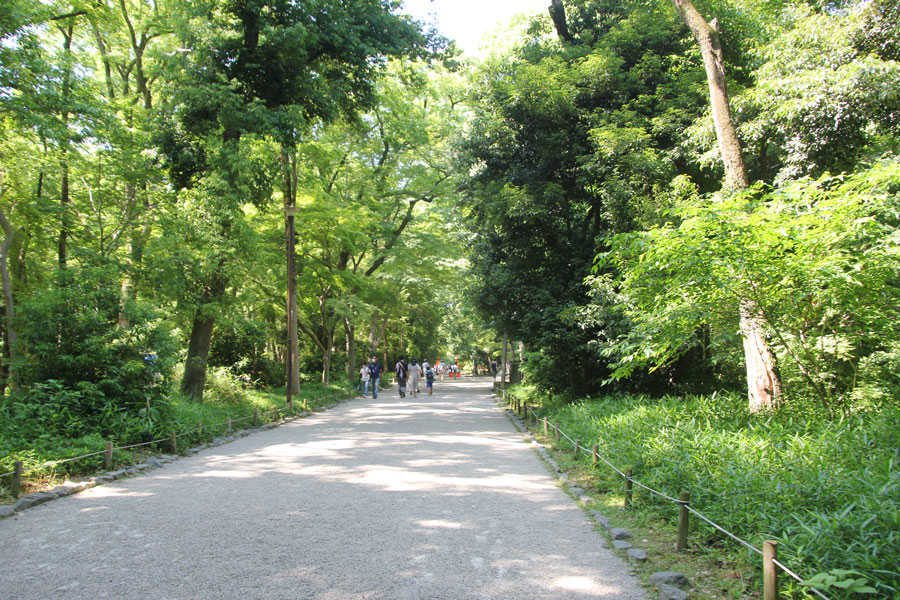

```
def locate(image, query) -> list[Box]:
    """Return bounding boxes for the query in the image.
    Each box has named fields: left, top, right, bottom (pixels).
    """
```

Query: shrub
left=7, top=265, right=178, bottom=438
left=522, top=388, right=900, bottom=598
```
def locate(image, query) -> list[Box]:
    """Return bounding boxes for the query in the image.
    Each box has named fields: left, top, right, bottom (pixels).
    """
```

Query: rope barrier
left=629, top=478, right=683, bottom=504
left=114, top=437, right=170, bottom=451
left=519, top=400, right=834, bottom=600
left=685, top=506, right=763, bottom=556
left=772, top=559, right=831, bottom=600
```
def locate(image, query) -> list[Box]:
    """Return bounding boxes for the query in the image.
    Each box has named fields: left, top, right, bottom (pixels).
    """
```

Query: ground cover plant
left=507, top=384, right=900, bottom=599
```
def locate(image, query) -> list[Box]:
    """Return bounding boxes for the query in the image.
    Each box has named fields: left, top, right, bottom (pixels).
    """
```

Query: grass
left=505, top=384, right=900, bottom=599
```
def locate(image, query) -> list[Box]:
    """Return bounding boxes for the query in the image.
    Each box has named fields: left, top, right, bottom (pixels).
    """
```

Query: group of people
left=357, top=356, right=464, bottom=399
left=393, top=357, right=435, bottom=397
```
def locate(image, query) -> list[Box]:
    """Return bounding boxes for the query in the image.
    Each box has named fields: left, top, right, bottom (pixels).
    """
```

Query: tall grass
left=512, top=386, right=900, bottom=598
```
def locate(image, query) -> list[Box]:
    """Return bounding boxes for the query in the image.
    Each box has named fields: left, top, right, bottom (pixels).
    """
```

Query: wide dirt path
left=0, top=378, right=644, bottom=599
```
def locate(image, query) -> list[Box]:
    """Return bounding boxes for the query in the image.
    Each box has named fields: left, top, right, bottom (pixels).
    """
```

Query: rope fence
left=1, top=389, right=351, bottom=502
left=501, top=389, right=832, bottom=600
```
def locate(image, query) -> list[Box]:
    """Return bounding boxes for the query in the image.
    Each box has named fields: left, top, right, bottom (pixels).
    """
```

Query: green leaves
left=806, top=570, right=878, bottom=595
left=602, top=159, right=900, bottom=402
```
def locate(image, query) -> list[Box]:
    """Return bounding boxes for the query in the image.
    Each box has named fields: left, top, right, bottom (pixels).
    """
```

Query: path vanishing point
left=0, top=378, right=645, bottom=599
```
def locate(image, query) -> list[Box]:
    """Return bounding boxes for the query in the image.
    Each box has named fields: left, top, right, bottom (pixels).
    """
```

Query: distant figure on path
left=437, top=361, right=445, bottom=382
left=490, top=359, right=498, bottom=378
left=425, top=363, right=435, bottom=395
left=395, top=356, right=409, bottom=398
left=359, top=363, right=370, bottom=397
left=367, top=357, right=383, bottom=399
left=408, top=359, right=421, bottom=396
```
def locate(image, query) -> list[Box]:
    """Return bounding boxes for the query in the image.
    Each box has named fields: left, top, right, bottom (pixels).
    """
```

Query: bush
left=520, top=388, right=900, bottom=598
left=7, top=265, right=178, bottom=439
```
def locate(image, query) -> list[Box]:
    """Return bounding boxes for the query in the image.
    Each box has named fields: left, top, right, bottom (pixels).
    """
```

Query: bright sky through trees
left=402, top=0, right=550, bottom=55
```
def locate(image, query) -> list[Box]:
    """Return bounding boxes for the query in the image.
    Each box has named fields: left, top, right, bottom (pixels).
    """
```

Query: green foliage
left=602, top=159, right=900, bottom=403
left=512, top=385, right=900, bottom=598
left=11, top=266, right=178, bottom=433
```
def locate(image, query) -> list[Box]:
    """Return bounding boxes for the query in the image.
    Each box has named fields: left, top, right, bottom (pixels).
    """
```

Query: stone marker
left=590, top=511, right=612, bottom=530
left=613, top=540, right=633, bottom=550
left=650, top=572, right=689, bottom=588
left=610, top=527, right=633, bottom=540
left=658, top=583, right=689, bottom=600
left=627, top=548, right=648, bottom=562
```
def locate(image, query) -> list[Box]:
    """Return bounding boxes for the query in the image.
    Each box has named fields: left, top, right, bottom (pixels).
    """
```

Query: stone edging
left=0, top=399, right=348, bottom=521
left=497, top=396, right=692, bottom=600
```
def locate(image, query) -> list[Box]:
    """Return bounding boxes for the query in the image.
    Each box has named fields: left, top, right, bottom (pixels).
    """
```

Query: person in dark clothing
left=395, top=356, right=408, bottom=398
left=367, top=357, right=383, bottom=399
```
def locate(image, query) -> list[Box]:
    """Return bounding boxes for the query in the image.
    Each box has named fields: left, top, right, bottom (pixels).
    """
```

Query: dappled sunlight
left=2, top=380, right=640, bottom=599
left=414, top=519, right=465, bottom=529
left=77, top=486, right=153, bottom=500
left=352, top=465, right=550, bottom=494
left=191, top=469, right=258, bottom=479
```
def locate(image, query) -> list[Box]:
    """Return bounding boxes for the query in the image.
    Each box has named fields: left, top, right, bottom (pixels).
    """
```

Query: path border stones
left=499, top=393, right=692, bottom=600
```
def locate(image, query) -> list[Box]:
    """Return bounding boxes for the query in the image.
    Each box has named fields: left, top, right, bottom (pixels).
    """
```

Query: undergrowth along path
left=0, top=378, right=643, bottom=600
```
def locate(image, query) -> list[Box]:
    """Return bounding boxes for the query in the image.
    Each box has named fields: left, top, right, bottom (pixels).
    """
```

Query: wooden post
left=227, top=417, right=232, bottom=434
left=170, top=431, right=177, bottom=453
left=677, top=491, right=690, bottom=551
left=624, top=468, right=633, bottom=509
left=592, top=444, right=599, bottom=468
left=197, top=421, right=203, bottom=435
left=554, top=423, right=560, bottom=442
left=763, top=540, right=778, bottom=600
left=105, top=441, right=113, bottom=470
left=543, top=417, right=548, bottom=436
left=13, top=460, right=23, bottom=499
left=574, top=439, right=580, bottom=458
left=253, top=409, right=259, bottom=425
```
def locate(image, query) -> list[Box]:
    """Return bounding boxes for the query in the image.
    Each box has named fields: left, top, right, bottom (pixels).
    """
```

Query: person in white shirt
left=359, top=363, right=370, bottom=397
left=407, top=359, right=421, bottom=396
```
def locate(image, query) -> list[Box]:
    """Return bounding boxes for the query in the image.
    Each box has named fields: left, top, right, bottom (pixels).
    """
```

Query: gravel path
left=0, top=378, right=645, bottom=599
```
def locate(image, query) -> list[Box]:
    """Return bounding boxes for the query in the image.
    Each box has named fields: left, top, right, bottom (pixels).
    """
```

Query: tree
left=669, top=0, right=782, bottom=410
left=158, top=0, right=431, bottom=400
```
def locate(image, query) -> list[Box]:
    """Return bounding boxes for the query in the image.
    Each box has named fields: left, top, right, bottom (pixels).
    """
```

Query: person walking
left=425, top=363, right=435, bottom=395
left=395, top=356, right=408, bottom=398
left=437, top=361, right=445, bottom=382
left=408, top=359, right=421, bottom=397
left=367, top=357, right=383, bottom=400
left=359, top=362, right=370, bottom=397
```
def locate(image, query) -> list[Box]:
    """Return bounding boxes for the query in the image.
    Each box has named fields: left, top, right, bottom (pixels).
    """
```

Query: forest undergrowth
left=0, top=370, right=354, bottom=503
left=507, top=384, right=899, bottom=599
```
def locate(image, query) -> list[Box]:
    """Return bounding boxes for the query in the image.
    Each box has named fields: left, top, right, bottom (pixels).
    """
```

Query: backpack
left=368, top=362, right=379, bottom=378
left=396, top=361, right=408, bottom=380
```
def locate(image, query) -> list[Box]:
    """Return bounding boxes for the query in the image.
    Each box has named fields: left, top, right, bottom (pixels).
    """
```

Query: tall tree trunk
left=180, top=311, right=215, bottom=401
left=58, top=22, right=74, bottom=269
left=671, top=0, right=782, bottom=410
left=549, top=0, right=575, bottom=43
left=321, top=344, right=332, bottom=385
left=501, top=338, right=509, bottom=387
left=58, top=159, right=69, bottom=268
left=345, top=318, right=356, bottom=382
left=180, top=274, right=226, bottom=401
left=0, top=208, right=18, bottom=391
left=282, top=150, right=300, bottom=402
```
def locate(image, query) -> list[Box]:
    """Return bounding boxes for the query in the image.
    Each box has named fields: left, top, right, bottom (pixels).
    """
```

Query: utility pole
left=501, top=338, right=509, bottom=390
left=282, top=150, right=300, bottom=406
